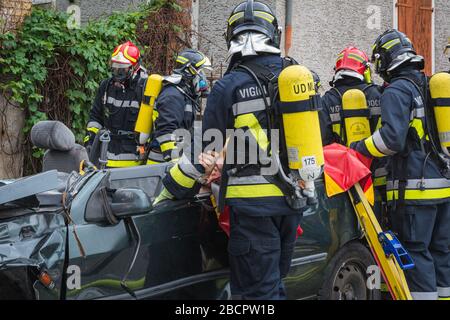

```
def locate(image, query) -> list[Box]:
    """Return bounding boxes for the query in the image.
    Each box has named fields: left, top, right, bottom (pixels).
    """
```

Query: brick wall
left=0, top=0, right=32, bottom=33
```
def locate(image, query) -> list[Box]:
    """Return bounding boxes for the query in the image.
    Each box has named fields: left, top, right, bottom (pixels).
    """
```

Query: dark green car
left=0, top=161, right=380, bottom=300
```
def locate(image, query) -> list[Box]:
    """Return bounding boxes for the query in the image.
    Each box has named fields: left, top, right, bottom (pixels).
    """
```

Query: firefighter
left=157, top=0, right=309, bottom=299
left=84, top=41, right=147, bottom=168
left=320, top=47, right=387, bottom=223
left=146, top=49, right=212, bottom=164
left=350, top=29, right=450, bottom=300
left=320, top=46, right=383, bottom=146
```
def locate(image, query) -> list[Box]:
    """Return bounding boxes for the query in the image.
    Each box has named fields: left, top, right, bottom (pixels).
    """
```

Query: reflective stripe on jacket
left=86, top=72, right=147, bottom=167
left=150, top=84, right=196, bottom=162
left=354, top=69, right=450, bottom=204
left=163, top=55, right=298, bottom=216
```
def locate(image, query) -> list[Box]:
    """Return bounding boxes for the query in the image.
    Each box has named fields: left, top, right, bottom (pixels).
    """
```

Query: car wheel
left=318, top=241, right=381, bottom=300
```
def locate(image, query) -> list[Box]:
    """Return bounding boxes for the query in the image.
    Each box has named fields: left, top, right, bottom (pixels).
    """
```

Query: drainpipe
left=285, top=0, right=293, bottom=56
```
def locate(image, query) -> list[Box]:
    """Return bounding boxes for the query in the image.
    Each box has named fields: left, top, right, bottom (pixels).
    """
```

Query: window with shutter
left=396, top=0, right=434, bottom=75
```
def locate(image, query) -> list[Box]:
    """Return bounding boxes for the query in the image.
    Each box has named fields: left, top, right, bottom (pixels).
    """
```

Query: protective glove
left=153, top=187, right=175, bottom=206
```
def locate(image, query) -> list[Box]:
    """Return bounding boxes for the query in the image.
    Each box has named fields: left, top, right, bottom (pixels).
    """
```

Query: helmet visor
left=111, top=62, right=132, bottom=81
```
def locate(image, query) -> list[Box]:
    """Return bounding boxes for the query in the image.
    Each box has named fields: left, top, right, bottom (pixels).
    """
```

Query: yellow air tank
left=278, top=65, right=324, bottom=190
left=430, top=72, right=450, bottom=157
left=135, top=74, right=164, bottom=144
left=342, top=89, right=372, bottom=147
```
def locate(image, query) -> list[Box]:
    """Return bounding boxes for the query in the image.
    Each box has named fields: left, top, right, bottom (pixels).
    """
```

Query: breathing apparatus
left=278, top=65, right=325, bottom=204
left=341, top=89, right=372, bottom=147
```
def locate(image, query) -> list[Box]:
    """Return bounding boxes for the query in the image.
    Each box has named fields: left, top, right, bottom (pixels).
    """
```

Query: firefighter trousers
left=391, top=202, right=450, bottom=300
left=227, top=206, right=301, bottom=300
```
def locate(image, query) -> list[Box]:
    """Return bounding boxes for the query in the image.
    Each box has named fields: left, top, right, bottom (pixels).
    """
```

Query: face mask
left=194, top=71, right=210, bottom=97
left=111, top=63, right=133, bottom=83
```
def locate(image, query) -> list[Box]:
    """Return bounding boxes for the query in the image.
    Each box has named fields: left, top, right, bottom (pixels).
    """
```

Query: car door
left=285, top=179, right=360, bottom=299
left=66, top=164, right=229, bottom=300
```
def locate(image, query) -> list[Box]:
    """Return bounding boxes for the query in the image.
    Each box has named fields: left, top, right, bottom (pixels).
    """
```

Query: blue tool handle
left=379, top=231, right=415, bottom=271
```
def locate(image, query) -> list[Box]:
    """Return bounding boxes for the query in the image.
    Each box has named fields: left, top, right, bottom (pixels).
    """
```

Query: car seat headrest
left=31, top=121, right=76, bottom=151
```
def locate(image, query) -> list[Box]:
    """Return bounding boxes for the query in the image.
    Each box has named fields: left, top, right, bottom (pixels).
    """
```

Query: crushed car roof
left=0, top=170, right=60, bottom=208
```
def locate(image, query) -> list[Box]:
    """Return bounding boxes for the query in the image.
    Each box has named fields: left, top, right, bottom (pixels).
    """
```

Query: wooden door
left=397, top=0, right=434, bottom=75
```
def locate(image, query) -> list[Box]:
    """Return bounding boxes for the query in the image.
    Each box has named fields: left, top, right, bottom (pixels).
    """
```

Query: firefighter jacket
left=147, top=83, right=198, bottom=164
left=352, top=67, right=450, bottom=205
left=320, top=77, right=386, bottom=186
left=162, top=54, right=301, bottom=217
left=85, top=70, right=147, bottom=167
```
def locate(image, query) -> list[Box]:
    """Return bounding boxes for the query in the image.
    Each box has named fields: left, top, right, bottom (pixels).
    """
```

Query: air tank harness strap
left=278, top=96, right=321, bottom=113
left=431, top=98, right=450, bottom=106
left=230, top=59, right=308, bottom=211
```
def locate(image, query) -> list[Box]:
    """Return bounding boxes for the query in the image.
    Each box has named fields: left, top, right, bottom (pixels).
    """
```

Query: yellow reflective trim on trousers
left=387, top=188, right=450, bottom=201
left=106, top=160, right=142, bottom=168
left=374, top=176, right=387, bottom=187
left=332, top=124, right=341, bottom=138
left=160, top=141, right=176, bottom=153
left=226, top=184, right=284, bottom=199
left=410, top=118, right=425, bottom=139
left=439, top=297, right=450, bottom=300
left=170, top=164, right=196, bottom=189
left=234, top=114, right=269, bottom=151
left=365, top=136, right=386, bottom=158
left=87, top=127, right=99, bottom=134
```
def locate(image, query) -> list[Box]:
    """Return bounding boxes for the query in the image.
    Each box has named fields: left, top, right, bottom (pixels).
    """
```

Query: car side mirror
left=111, top=188, right=152, bottom=219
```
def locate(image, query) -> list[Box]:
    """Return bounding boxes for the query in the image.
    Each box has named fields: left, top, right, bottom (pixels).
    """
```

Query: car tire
left=318, top=241, right=381, bottom=300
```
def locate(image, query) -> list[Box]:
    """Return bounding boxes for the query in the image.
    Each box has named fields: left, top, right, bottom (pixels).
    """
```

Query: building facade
left=32, top=1, right=450, bottom=85
left=194, top=0, right=450, bottom=88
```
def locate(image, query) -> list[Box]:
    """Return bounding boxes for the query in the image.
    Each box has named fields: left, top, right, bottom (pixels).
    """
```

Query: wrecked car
left=0, top=121, right=379, bottom=300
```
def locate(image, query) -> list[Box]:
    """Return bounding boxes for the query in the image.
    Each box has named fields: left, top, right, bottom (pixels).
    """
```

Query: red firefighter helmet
left=110, top=41, right=141, bottom=82
left=335, top=46, right=370, bottom=76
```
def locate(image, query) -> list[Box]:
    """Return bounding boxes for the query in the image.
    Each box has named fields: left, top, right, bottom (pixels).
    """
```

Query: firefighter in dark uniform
left=85, top=41, right=147, bottom=168
left=321, top=47, right=383, bottom=145
left=147, top=49, right=212, bottom=164
left=157, top=1, right=303, bottom=299
left=351, top=29, right=450, bottom=300
left=320, top=46, right=387, bottom=223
